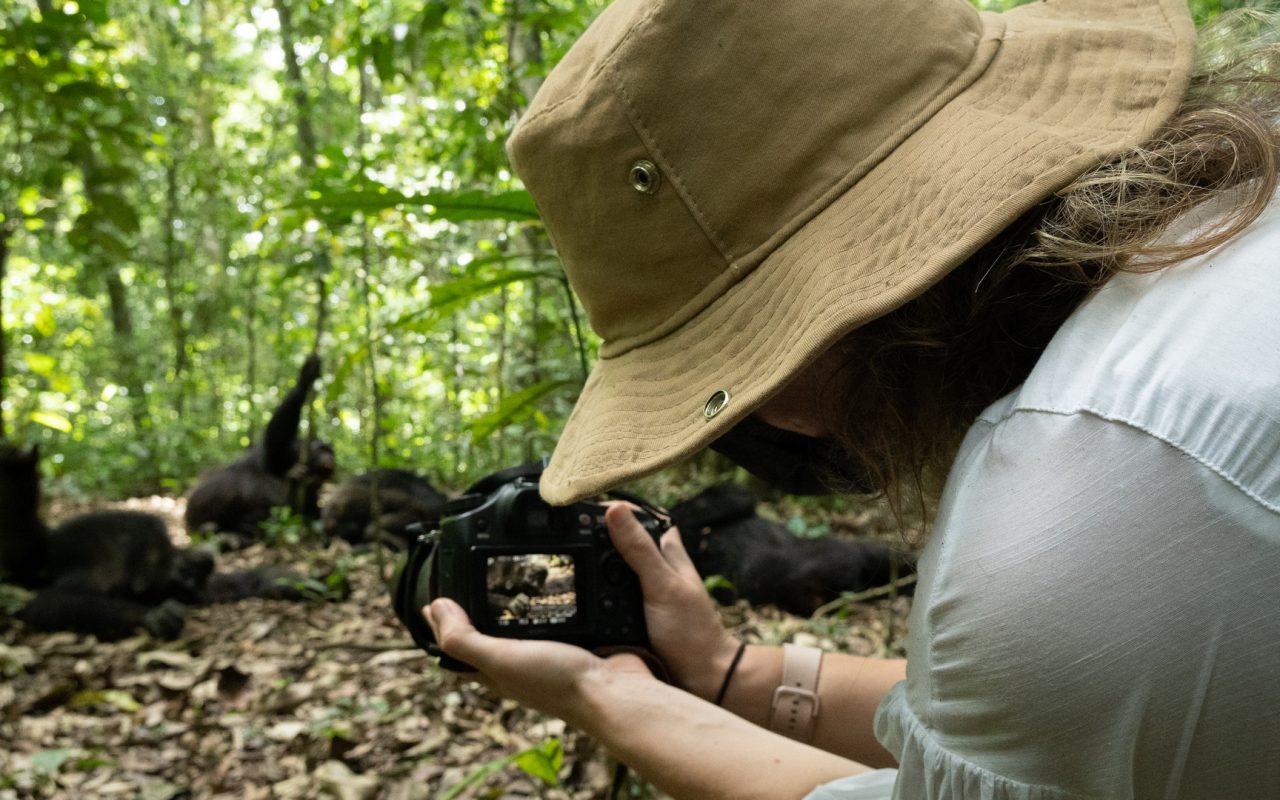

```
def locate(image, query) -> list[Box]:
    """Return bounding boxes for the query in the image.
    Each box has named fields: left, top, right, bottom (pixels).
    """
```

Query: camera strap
left=604, top=489, right=672, bottom=530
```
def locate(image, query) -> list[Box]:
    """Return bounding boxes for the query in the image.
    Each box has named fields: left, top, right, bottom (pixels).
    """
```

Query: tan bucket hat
left=508, top=0, right=1195, bottom=505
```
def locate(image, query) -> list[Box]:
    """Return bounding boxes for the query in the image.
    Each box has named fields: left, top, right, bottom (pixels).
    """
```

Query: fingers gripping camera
left=392, top=466, right=668, bottom=671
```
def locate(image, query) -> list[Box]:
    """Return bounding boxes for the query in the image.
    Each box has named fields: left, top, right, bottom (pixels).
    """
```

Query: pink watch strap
left=769, top=644, right=823, bottom=742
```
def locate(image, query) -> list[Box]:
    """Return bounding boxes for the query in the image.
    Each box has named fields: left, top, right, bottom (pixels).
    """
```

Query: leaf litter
left=1, top=496, right=911, bottom=799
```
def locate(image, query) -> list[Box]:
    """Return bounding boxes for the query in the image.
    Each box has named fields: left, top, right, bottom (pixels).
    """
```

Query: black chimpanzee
left=0, top=444, right=189, bottom=639
left=322, top=468, right=448, bottom=547
left=669, top=484, right=914, bottom=616
left=184, top=354, right=336, bottom=541
left=0, top=445, right=319, bottom=641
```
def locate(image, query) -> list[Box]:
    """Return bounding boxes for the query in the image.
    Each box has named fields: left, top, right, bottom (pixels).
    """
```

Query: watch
left=769, top=643, right=823, bottom=742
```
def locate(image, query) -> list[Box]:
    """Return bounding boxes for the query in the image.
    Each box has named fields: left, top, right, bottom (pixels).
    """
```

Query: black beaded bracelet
left=713, top=641, right=749, bottom=706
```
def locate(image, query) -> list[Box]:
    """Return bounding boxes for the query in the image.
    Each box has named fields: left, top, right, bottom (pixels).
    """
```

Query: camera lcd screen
left=486, top=554, right=578, bottom=628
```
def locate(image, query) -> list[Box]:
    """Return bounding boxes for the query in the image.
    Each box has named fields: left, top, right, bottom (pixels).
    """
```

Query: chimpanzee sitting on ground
left=668, top=484, right=914, bottom=616
left=322, top=468, right=448, bottom=547
left=0, top=445, right=318, bottom=641
left=185, top=354, right=336, bottom=543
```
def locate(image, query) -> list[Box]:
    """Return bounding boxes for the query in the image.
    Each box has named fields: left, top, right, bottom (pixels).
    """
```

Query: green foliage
left=29, top=749, right=72, bottom=777
left=0, top=0, right=612, bottom=498
left=785, top=516, right=832, bottom=539
left=0, top=0, right=1262, bottom=502
left=439, top=739, right=563, bottom=799
left=703, top=574, right=736, bottom=595
left=259, top=507, right=319, bottom=549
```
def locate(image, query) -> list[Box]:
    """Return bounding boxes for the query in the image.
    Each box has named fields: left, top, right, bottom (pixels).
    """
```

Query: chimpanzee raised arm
left=184, top=354, right=335, bottom=540
left=261, top=353, right=322, bottom=477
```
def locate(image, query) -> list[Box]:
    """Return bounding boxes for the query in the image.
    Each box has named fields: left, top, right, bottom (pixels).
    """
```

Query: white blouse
left=807, top=193, right=1280, bottom=799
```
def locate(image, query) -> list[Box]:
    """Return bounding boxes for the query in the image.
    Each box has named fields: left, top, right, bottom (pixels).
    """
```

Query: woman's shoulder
left=989, top=192, right=1280, bottom=508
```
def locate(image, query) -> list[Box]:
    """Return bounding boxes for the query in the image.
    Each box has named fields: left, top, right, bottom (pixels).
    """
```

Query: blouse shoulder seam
left=998, top=405, right=1280, bottom=515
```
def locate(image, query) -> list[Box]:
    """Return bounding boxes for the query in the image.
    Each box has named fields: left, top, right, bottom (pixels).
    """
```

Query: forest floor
left=0, top=496, right=914, bottom=800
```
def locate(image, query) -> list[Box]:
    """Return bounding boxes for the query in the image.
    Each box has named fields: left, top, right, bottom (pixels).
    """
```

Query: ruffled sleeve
left=802, top=685, right=1084, bottom=800
left=875, top=686, right=1086, bottom=800
left=802, top=767, right=898, bottom=800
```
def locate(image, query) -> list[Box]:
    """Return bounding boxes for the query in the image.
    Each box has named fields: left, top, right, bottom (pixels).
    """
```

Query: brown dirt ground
left=0, top=495, right=913, bottom=800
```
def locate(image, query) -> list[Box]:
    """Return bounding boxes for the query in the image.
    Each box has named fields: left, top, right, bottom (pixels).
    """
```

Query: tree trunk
left=505, top=0, right=546, bottom=114
left=104, top=271, right=153, bottom=441
left=0, top=223, right=11, bottom=440
left=162, top=159, right=191, bottom=416
left=245, top=258, right=260, bottom=442
left=273, top=0, right=319, bottom=168
left=274, top=0, right=332, bottom=355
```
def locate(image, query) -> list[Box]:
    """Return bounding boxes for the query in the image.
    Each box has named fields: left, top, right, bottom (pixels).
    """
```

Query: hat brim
left=540, top=0, right=1195, bottom=505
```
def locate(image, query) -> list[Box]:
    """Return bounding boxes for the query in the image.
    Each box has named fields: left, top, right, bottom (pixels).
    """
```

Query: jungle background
left=0, top=0, right=1267, bottom=798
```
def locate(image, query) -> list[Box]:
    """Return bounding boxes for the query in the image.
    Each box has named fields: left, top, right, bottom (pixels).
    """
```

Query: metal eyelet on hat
left=630, top=159, right=661, bottom=195
left=703, top=389, right=730, bottom=419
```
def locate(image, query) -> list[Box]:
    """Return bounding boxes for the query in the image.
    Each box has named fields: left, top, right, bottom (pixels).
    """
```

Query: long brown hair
left=822, top=9, right=1280, bottom=524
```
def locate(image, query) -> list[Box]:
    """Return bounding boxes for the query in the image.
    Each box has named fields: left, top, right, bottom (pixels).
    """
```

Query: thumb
left=425, top=598, right=499, bottom=669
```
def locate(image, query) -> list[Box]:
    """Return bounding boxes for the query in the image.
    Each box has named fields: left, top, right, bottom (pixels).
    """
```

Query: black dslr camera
left=392, top=464, right=669, bottom=671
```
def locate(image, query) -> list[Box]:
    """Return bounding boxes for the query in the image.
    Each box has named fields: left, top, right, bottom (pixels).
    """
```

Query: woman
left=426, top=0, right=1280, bottom=796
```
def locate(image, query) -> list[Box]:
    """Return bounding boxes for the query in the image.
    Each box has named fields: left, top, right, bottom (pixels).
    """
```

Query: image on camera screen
left=486, top=554, right=578, bottom=627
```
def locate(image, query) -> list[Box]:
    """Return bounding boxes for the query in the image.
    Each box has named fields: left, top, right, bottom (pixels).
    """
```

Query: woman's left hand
left=423, top=598, right=656, bottom=727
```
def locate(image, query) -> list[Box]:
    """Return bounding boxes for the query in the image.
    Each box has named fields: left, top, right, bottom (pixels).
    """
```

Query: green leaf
left=514, top=740, right=563, bottom=786
left=23, top=352, right=57, bottom=377
left=70, top=689, right=141, bottom=712
left=466, top=379, right=573, bottom=442
left=93, top=194, right=141, bottom=234
left=34, top=306, right=57, bottom=337
left=17, top=186, right=41, bottom=216
left=417, top=2, right=448, bottom=33
left=93, top=165, right=138, bottom=184
left=30, top=411, right=73, bottom=433
left=369, top=36, right=396, bottom=83
left=31, top=749, right=72, bottom=775
left=385, top=268, right=549, bottom=335
left=292, top=188, right=540, bottom=224
left=54, top=80, right=111, bottom=101
left=438, top=754, right=516, bottom=800
left=704, top=574, right=737, bottom=594
left=410, top=189, right=541, bottom=223
left=79, top=0, right=110, bottom=24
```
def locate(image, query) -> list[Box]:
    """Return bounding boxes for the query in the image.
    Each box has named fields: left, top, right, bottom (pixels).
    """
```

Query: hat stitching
left=967, top=16, right=1036, bottom=116
left=561, top=127, right=1088, bottom=459
left=555, top=147, right=1116, bottom=483
left=538, top=0, right=1196, bottom=501
left=593, top=17, right=1006, bottom=362
left=722, top=22, right=1007, bottom=276
left=510, top=0, right=666, bottom=132
left=609, top=72, right=738, bottom=263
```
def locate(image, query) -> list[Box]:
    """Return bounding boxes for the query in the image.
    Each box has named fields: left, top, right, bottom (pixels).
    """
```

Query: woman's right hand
left=605, top=504, right=743, bottom=700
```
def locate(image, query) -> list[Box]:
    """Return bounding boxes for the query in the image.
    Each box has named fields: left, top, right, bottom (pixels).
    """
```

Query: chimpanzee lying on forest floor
left=185, top=354, right=336, bottom=545
left=322, top=468, right=448, bottom=547
left=669, top=484, right=915, bottom=616
left=0, top=445, right=329, bottom=642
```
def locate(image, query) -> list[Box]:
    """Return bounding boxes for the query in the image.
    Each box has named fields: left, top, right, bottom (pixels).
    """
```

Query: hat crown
left=508, top=0, right=990, bottom=356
